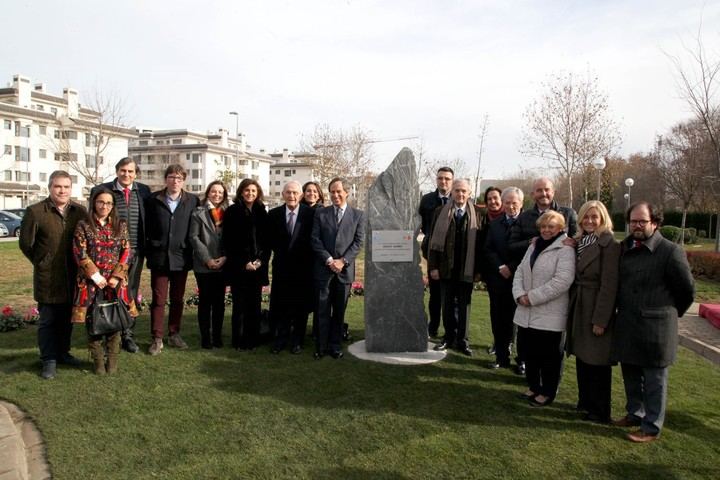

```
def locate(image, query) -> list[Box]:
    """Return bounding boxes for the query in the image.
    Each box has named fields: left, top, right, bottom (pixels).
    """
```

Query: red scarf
left=210, top=206, right=224, bottom=230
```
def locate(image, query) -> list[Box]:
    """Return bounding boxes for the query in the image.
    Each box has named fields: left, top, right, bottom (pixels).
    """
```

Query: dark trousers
left=271, top=289, right=309, bottom=350
left=576, top=357, right=612, bottom=421
left=488, top=287, right=516, bottom=365
left=440, top=280, right=473, bottom=349
left=316, top=276, right=350, bottom=353
left=520, top=327, right=565, bottom=399
left=196, top=272, right=226, bottom=346
left=150, top=270, right=188, bottom=339
left=427, top=276, right=442, bottom=335
left=231, top=282, right=262, bottom=349
left=37, top=303, right=73, bottom=362
left=620, top=363, right=668, bottom=436
left=123, top=253, right=144, bottom=337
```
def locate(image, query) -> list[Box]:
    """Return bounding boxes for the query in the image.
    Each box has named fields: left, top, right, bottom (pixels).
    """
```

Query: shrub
left=699, top=230, right=707, bottom=238
left=686, top=251, right=720, bottom=280
left=659, top=225, right=682, bottom=243
left=684, top=227, right=697, bottom=244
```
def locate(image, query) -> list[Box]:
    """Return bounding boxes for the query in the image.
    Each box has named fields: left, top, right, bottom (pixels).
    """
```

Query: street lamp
left=591, top=157, right=606, bottom=201
left=229, top=111, right=239, bottom=191
left=624, top=178, right=634, bottom=234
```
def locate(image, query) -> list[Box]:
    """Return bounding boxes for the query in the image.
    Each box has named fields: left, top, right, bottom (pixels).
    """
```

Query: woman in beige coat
left=567, top=200, right=620, bottom=423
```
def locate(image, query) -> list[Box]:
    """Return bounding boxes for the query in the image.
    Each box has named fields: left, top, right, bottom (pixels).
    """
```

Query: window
left=3, top=145, right=10, bottom=155
left=39, top=149, right=47, bottom=159
left=275, top=169, right=280, bottom=174
left=172, top=139, right=182, bottom=145
left=275, top=181, right=280, bottom=185
left=39, top=125, right=46, bottom=135
left=70, top=175, right=78, bottom=183
left=146, top=155, right=155, bottom=164
left=54, top=130, right=77, bottom=140
left=185, top=153, right=190, bottom=161
left=14, top=147, right=30, bottom=162
left=191, top=169, right=201, bottom=179
left=191, top=184, right=202, bottom=192
left=3, top=120, right=11, bottom=130
left=36, top=104, right=44, bottom=112
left=275, top=192, right=281, bottom=197
left=292, top=169, right=296, bottom=174
left=160, top=154, right=169, bottom=163
left=139, top=140, right=148, bottom=146
left=54, top=152, right=78, bottom=162
left=239, top=159, right=248, bottom=165
left=192, top=153, right=201, bottom=163
left=144, top=171, right=156, bottom=180
left=85, top=133, right=98, bottom=147
left=85, top=155, right=97, bottom=168
left=284, top=170, right=292, bottom=177
left=50, top=107, right=57, bottom=116
left=15, top=122, right=29, bottom=137
left=15, top=171, right=30, bottom=182
left=3, top=171, right=11, bottom=181
left=39, top=172, right=47, bottom=182
left=252, top=161, right=260, bottom=170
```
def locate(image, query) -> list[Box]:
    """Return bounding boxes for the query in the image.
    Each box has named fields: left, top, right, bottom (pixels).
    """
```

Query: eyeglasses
left=166, top=175, right=185, bottom=182
left=95, top=201, right=114, bottom=207
left=629, top=219, right=650, bottom=226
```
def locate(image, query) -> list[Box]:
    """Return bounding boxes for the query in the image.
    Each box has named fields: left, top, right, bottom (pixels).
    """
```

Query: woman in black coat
left=223, top=179, right=270, bottom=350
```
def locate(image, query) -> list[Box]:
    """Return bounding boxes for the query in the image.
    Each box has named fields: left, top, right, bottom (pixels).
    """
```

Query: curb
left=0, top=401, right=51, bottom=480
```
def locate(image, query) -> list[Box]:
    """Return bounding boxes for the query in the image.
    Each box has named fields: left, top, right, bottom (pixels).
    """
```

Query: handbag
left=87, top=288, right=132, bottom=336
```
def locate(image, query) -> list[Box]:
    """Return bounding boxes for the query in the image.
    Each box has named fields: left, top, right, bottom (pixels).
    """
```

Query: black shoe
left=428, top=331, right=439, bottom=339
left=330, top=350, right=344, bottom=359
left=270, top=347, right=282, bottom=354
left=122, top=337, right=140, bottom=354
left=342, top=332, right=352, bottom=342
left=201, top=339, right=213, bottom=349
left=529, top=395, right=553, bottom=407
left=487, top=345, right=496, bottom=355
left=291, top=345, right=302, bottom=355
left=514, top=362, right=526, bottom=376
left=313, top=351, right=324, bottom=360
left=434, top=341, right=449, bottom=351
left=58, top=353, right=81, bottom=366
left=459, top=346, right=473, bottom=357
left=213, top=338, right=224, bottom=348
left=582, top=412, right=610, bottom=424
left=40, top=360, right=56, bottom=380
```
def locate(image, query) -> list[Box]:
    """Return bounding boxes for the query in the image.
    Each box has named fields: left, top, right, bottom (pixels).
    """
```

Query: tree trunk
left=567, top=175, right=574, bottom=209
left=715, top=213, right=720, bottom=253
left=680, top=208, right=687, bottom=245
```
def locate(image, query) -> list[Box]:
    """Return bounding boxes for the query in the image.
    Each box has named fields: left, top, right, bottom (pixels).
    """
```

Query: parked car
left=5, top=208, right=25, bottom=218
left=0, top=223, right=8, bottom=237
left=0, top=211, right=22, bottom=237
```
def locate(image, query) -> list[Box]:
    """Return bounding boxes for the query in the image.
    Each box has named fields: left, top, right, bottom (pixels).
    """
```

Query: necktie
left=287, top=211, right=295, bottom=234
left=456, top=208, right=464, bottom=222
left=123, top=187, right=130, bottom=205
left=633, top=240, right=643, bottom=249
left=441, top=197, right=448, bottom=205
left=336, top=207, right=343, bottom=225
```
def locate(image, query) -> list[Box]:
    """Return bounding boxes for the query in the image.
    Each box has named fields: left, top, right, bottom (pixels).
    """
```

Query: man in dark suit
left=507, top=176, right=577, bottom=374
left=90, top=157, right=151, bottom=353
left=311, top=177, right=365, bottom=359
left=268, top=181, right=316, bottom=354
left=611, top=202, right=694, bottom=443
left=419, top=166, right=453, bottom=338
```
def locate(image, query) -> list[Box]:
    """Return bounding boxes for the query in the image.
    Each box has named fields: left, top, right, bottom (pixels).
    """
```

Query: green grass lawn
left=1, top=244, right=720, bottom=479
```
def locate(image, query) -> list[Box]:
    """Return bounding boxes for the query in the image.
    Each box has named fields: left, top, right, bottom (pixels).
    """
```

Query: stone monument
left=364, top=147, right=428, bottom=352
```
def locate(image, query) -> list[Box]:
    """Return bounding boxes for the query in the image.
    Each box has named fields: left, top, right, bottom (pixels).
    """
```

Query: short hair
left=164, top=164, right=187, bottom=179
left=437, top=167, right=454, bottom=176
left=536, top=210, right=566, bottom=230
left=576, top=200, right=613, bottom=239
left=533, top=176, right=555, bottom=190
left=328, top=177, right=351, bottom=193
left=203, top=180, right=228, bottom=207
left=115, top=157, right=139, bottom=174
left=501, top=186, right=524, bottom=204
left=235, top=178, right=265, bottom=206
left=484, top=186, right=502, bottom=203
left=626, top=201, right=663, bottom=226
left=48, top=170, right=71, bottom=189
left=452, top=178, right=472, bottom=195
left=283, top=180, right=302, bottom=193
left=301, top=181, right=325, bottom=206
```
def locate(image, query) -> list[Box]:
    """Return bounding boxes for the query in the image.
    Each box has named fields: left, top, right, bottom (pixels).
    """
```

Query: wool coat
left=611, top=231, right=695, bottom=367
left=189, top=205, right=226, bottom=274
left=19, top=198, right=88, bottom=304
left=512, top=233, right=576, bottom=332
left=567, top=231, right=621, bottom=366
left=144, top=190, right=200, bottom=272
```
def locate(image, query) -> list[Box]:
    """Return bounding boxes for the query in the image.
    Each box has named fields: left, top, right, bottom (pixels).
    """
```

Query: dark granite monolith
left=364, top=147, right=427, bottom=352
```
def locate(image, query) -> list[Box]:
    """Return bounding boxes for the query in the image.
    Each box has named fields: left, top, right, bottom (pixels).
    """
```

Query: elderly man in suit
left=91, top=157, right=151, bottom=353
left=311, top=177, right=365, bottom=359
left=611, top=202, right=694, bottom=443
left=268, top=181, right=316, bottom=354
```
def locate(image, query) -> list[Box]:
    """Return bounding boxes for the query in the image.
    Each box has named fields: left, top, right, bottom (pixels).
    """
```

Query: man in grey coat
left=611, top=202, right=694, bottom=443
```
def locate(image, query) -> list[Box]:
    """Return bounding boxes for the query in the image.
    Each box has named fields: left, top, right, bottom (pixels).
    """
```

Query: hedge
left=686, top=251, right=720, bottom=280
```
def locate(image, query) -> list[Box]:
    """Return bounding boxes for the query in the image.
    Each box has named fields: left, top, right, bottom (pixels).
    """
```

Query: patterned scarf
left=576, top=232, right=598, bottom=259
left=209, top=203, right=225, bottom=231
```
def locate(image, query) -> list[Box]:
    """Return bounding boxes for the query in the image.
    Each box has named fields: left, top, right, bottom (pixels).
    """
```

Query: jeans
left=37, top=303, right=73, bottom=361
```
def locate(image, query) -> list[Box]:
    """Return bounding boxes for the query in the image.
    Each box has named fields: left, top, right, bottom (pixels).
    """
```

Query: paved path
left=0, top=401, right=51, bottom=480
left=679, top=303, right=720, bottom=365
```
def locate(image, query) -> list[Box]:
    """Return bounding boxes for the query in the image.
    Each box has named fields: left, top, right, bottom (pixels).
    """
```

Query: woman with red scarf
left=72, top=187, right=135, bottom=375
left=190, top=181, right=229, bottom=348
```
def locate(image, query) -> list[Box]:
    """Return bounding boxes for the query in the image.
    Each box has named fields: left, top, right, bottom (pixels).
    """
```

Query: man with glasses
left=419, top=167, right=454, bottom=338
left=90, top=157, right=151, bottom=353
left=611, top=202, right=694, bottom=443
left=20, top=171, right=87, bottom=379
left=144, top=165, right=199, bottom=355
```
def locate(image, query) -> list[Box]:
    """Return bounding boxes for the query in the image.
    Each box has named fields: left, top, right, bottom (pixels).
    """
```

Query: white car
left=0, top=223, right=8, bottom=237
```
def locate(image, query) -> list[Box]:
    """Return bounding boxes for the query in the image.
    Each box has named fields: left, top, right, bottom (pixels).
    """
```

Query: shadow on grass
left=591, top=461, right=720, bottom=479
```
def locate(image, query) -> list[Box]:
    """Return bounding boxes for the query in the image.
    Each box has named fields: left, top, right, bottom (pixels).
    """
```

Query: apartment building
left=0, top=74, right=135, bottom=208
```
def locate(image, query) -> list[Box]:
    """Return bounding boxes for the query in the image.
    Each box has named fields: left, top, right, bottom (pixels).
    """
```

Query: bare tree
left=473, top=115, right=489, bottom=199
left=521, top=71, right=622, bottom=207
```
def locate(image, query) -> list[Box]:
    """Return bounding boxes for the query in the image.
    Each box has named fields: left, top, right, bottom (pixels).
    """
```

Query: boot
left=106, top=332, right=121, bottom=374
left=88, top=338, right=106, bottom=375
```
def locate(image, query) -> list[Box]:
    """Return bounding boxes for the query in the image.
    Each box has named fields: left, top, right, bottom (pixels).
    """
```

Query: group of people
left=18, top=157, right=695, bottom=444
left=19, top=158, right=364, bottom=379
left=419, top=168, right=694, bottom=443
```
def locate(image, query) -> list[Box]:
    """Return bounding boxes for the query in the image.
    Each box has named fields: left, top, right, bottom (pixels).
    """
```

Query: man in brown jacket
left=20, top=170, right=88, bottom=379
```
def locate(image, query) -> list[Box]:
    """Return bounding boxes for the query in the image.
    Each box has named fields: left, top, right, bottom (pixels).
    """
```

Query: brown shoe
left=168, top=333, right=188, bottom=349
left=612, top=416, right=641, bottom=427
left=148, top=337, right=164, bottom=356
left=627, top=430, right=659, bottom=443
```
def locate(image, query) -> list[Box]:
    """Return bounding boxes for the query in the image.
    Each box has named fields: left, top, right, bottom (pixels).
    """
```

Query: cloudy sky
left=3, top=0, right=719, bottom=179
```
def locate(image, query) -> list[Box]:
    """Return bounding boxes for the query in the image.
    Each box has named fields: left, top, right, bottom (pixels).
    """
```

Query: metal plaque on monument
left=364, top=147, right=428, bottom=352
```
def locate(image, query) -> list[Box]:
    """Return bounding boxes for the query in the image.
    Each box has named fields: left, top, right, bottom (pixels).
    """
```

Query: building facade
left=0, top=74, right=135, bottom=208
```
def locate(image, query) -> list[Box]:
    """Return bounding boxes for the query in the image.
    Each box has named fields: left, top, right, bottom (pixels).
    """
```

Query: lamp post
left=229, top=111, right=239, bottom=191
left=591, top=157, right=606, bottom=201
left=624, top=177, right=634, bottom=234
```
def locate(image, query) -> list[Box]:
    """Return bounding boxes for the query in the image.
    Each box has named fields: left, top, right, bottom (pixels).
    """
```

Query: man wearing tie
left=268, top=181, right=316, bottom=354
left=418, top=166, right=454, bottom=338
left=311, top=177, right=365, bottom=359
left=428, top=179, right=482, bottom=356
left=91, top=157, right=151, bottom=353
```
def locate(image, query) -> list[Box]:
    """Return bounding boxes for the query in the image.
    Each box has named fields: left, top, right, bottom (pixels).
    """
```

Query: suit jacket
left=189, top=205, right=225, bottom=274
left=611, top=231, right=695, bottom=367
left=90, top=179, right=151, bottom=254
left=419, top=189, right=446, bottom=259
left=482, top=215, right=518, bottom=291
left=311, top=204, right=365, bottom=284
left=567, top=231, right=621, bottom=366
left=508, top=201, right=578, bottom=266
left=144, top=189, right=200, bottom=271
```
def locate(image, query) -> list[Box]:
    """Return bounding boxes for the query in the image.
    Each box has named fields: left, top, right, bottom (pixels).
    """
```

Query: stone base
left=348, top=340, right=446, bottom=365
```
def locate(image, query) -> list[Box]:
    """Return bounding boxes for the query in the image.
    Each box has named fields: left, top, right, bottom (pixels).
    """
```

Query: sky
left=3, top=0, right=719, bottom=181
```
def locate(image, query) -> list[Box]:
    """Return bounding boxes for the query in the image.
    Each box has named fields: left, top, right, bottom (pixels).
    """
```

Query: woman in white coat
left=513, top=211, right=576, bottom=407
